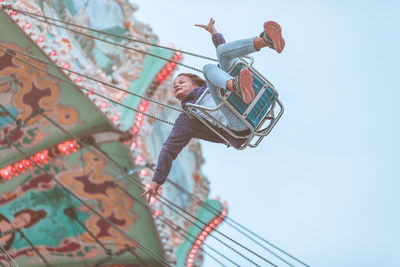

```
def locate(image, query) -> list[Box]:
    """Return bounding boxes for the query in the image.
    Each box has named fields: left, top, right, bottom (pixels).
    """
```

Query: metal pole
left=17, top=230, right=52, bottom=267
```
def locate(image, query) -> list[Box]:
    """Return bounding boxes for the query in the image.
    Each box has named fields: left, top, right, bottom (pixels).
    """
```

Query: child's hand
left=195, top=18, right=217, bottom=35
left=140, top=181, right=161, bottom=204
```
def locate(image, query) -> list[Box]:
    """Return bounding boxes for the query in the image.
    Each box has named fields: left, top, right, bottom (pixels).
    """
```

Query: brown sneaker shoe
left=231, top=68, right=254, bottom=104
left=260, top=21, right=285, bottom=53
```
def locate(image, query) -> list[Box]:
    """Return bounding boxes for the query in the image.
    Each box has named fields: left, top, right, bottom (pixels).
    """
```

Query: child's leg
left=203, top=64, right=249, bottom=131
left=216, top=37, right=258, bottom=71
left=217, top=20, right=285, bottom=71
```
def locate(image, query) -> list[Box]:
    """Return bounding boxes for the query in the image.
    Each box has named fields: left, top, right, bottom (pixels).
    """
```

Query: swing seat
left=185, top=56, right=284, bottom=150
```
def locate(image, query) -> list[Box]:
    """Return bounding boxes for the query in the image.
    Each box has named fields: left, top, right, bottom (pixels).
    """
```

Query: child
left=141, top=18, right=284, bottom=203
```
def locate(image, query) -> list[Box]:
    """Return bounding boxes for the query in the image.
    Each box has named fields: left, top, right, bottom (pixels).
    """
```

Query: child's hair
left=177, top=73, right=206, bottom=87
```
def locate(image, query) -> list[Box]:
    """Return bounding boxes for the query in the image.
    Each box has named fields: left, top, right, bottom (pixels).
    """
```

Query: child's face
left=173, top=75, right=197, bottom=100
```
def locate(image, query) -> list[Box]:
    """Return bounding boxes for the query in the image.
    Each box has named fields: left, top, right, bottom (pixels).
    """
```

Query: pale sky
left=133, top=1, right=400, bottom=266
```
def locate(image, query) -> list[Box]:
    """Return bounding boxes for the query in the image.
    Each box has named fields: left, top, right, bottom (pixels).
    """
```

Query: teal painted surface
left=120, top=45, right=174, bottom=131
left=175, top=199, right=223, bottom=267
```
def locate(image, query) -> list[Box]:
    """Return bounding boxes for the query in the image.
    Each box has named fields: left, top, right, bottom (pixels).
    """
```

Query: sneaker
left=260, top=21, right=285, bottom=53
left=231, top=68, right=254, bottom=104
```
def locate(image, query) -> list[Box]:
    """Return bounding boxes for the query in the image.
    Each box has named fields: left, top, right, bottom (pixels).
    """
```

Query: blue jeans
left=202, top=37, right=257, bottom=131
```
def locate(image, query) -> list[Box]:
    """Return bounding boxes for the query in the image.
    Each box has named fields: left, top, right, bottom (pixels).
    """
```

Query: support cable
left=156, top=194, right=272, bottom=267
left=0, top=48, right=176, bottom=126
left=9, top=8, right=203, bottom=73
left=125, top=246, right=150, bottom=267
left=130, top=177, right=267, bottom=267
left=0, top=108, right=171, bottom=267
left=112, top=181, right=233, bottom=267
left=41, top=110, right=281, bottom=267
left=7, top=6, right=218, bottom=63
left=37, top=110, right=276, bottom=267
left=0, top=44, right=183, bottom=113
left=9, top=143, right=171, bottom=267
left=0, top=243, right=18, bottom=267
left=161, top=217, right=230, bottom=267
left=67, top=218, right=90, bottom=267
left=163, top=177, right=305, bottom=267
left=96, top=154, right=275, bottom=267
left=17, top=230, right=52, bottom=267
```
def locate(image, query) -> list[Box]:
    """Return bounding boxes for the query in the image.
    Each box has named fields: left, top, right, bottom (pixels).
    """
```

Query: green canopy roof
left=0, top=10, right=166, bottom=266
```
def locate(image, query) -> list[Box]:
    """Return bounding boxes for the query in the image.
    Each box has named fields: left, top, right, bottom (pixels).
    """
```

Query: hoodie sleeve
left=212, top=33, right=226, bottom=48
left=152, top=114, right=193, bottom=185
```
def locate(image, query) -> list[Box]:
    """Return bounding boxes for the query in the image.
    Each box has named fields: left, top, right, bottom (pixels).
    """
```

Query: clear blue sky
left=133, top=1, right=400, bottom=266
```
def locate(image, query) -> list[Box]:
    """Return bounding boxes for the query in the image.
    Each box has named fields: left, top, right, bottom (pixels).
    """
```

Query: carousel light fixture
left=0, top=140, right=78, bottom=180
left=185, top=201, right=228, bottom=267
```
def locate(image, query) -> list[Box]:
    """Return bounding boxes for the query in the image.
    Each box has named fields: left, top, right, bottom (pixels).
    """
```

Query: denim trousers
left=202, top=37, right=257, bottom=131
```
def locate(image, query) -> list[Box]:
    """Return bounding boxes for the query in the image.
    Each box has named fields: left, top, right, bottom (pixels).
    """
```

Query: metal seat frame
left=186, top=56, right=284, bottom=150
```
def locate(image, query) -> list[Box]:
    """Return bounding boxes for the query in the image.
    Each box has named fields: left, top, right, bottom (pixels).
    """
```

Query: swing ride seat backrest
left=220, top=61, right=278, bottom=131
left=186, top=57, right=284, bottom=149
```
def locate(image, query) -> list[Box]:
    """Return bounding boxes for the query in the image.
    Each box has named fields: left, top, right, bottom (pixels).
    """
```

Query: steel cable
left=37, top=110, right=278, bottom=267
left=0, top=106, right=171, bottom=267
left=0, top=47, right=176, bottom=126
left=6, top=6, right=218, bottom=63
left=0, top=44, right=183, bottom=113
left=7, top=144, right=171, bottom=267
left=113, top=182, right=232, bottom=267
left=9, top=8, right=203, bottom=73
left=164, top=178, right=309, bottom=267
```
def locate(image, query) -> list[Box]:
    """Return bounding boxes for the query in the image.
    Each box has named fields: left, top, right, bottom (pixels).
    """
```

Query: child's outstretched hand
left=141, top=181, right=161, bottom=204
left=195, top=18, right=217, bottom=35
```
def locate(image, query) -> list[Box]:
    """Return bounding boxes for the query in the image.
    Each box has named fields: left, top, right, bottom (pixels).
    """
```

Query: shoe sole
left=240, top=69, right=254, bottom=104
left=264, top=21, right=285, bottom=53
